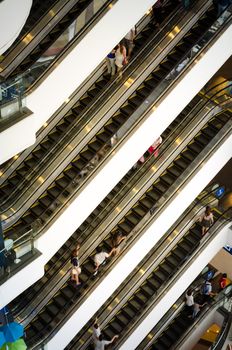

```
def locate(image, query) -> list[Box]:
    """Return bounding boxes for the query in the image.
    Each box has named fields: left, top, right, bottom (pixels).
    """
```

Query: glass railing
left=0, top=0, right=112, bottom=123
left=176, top=286, right=232, bottom=350
left=210, top=298, right=232, bottom=350
left=0, top=225, right=38, bottom=284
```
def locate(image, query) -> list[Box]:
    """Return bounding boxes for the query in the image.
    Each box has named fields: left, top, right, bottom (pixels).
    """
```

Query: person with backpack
left=202, top=279, right=215, bottom=303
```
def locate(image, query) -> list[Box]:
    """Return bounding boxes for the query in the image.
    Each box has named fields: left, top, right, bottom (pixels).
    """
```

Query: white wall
left=0, top=0, right=156, bottom=164
left=0, top=22, right=232, bottom=309
left=120, top=225, right=232, bottom=350
left=211, top=248, right=232, bottom=280
left=0, top=0, right=32, bottom=55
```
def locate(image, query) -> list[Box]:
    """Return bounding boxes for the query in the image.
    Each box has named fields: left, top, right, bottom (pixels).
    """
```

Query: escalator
left=2, top=1, right=221, bottom=235
left=0, top=0, right=181, bottom=206
left=11, top=106, right=231, bottom=347
left=137, top=283, right=232, bottom=350
left=0, top=0, right=107, bottom=79
left=65, top=205, right=230, bottom=349
left=10, top=92, right=204, bottom=316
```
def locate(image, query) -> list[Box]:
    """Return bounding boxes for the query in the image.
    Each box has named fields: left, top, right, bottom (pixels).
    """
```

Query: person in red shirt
left=148, top=136, right=163, bottom=158
left=219, top=273, right=227, bottom=291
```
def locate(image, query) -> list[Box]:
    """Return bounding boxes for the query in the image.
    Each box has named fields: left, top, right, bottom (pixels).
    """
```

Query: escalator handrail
left=12, top=100, right=227, bottom=322
left=48, top=2, right=232, bottom=241
left=65, top=209, right=230, bottom=349
left=210, top=306, right=232, bottom=350
left=172, top=286, right=232, bottom=350
left=137, top=81, right=232, bottom=173
left=137, top=284, right=232, bottom=350
left=0, top=0, right=217, bottom=223
left=4, top=81, right=230, bottom=239
left=31, top=189, right=222, bottom=346
left=113, top=5, right=232, bottom=149
left=0, top=0, right=214, bottom=217
left=0, top=1, right=185, bottom=211
left=112, top=208, right=232, bottom=349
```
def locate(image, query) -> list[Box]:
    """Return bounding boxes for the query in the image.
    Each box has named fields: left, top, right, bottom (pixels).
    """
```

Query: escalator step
left=89, top=139, right=103, bottom=153
left=174, top=157, right=190, bottom=170
left=54, top=295, right=67, bottom=308
left=139, top=196, right=154, bottom=210
left=182, top=149, right=195, bottom=162
left=61, top=285, right=75, bottom=299
left=16, top=165, right=30, bottom=177
left=120, top=103, right=135, bottom=117
left=117, top=220, right=133, bottom=234
left=39, top=311, right=52, bottom=324
left=80, top=95, right=93, bottom=106
left=80, top=149, right=95, bottom=162
left=114, top=112, right=128, bottom=125
left=154, top=180, right=168, bottom=193
left=126, top=213, right=140, bottom=226
left=123, top=306, right=136, bottom=319
left=65, top=112, right=78, bottom=123
left=116, top=312, right=129, bottom=326
left=56, top=176, right=70, bottom=189
left=32, top=148, right=45, bottom=160
left=161, top=172, right=176, bottom=186
left=46, top=303, right=60, bottom=317
left=95, top=78, right=108, bottom=89
left=147, top=188, right=161, bottom=201
left=64, top=167, right=78, bottom=180
left=166, top=254, right=180, bottom=267
left=72, top=157, right=86, bottom=171
left=160, top=262, right=173, bottom=276
left=144, top=77, right=157, bottom=89
left=154, top=268, right=168, bottom=283
left=141, top=284, right=154, bottom=296
left=87, top=86, right=101, bottom=98
left=159, top=334, right=173, bottom=348
left=136, top=85, right=152, bottom=98
left=147, top=276, right=162, bottom=290
left=202, top=125, right=217, bottom=138
left=104, top=121, right=119, bottom=134
left=167, top=164, right=182, bottom=177
left=132, top=204, right=147, bottom=217
left=152, top=341, right=166, bottom=350
left=172, top=247, right=186, bottom=261
left=109, top=320, right=123, bottom=333
left=30, top=204, right=44, bottom=216
left=48, top=131, right=61, bottom=142
left=129, top=95, right=144, bottom=107
left=165, top=328, right=179, bottom=342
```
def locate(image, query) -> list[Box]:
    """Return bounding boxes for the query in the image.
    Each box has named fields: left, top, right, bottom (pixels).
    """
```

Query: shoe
left=93, top=270, right=98, bottom=276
